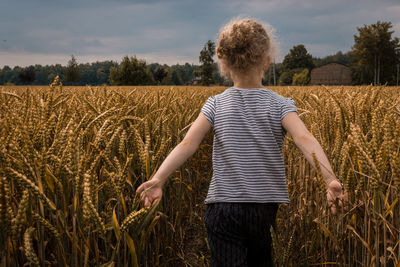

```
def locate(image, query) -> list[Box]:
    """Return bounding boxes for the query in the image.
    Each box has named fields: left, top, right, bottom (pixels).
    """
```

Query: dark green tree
left=161, top=68, right=183, bottom=85
left=18, top=67, right=36, bottom=84
left=199, top=40, right=215, bottom=86
left=0, top=61, right=115, bottom=85
left=153, top=68, right=168, bottom=84
left=64, top=55, right=81, bottom=84
left=313, top=51, right=354, bottom=67
left=96, top=67, right=107, bottom=83
left=0, top=66, right=12, bottom=84
left=282, top=44, right=315, bottom=71
left=109, top=56, right=154, bottom=85
left=171, top=69, right=183, bottom=85
left=351, top=21, right=400, bottom=85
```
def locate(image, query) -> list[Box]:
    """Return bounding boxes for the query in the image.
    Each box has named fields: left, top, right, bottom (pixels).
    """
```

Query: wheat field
left=0, top=78, right=399, bottom=266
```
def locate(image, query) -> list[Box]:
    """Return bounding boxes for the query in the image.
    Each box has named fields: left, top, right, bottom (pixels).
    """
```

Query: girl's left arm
left=136, top=112, right=211, bottom=206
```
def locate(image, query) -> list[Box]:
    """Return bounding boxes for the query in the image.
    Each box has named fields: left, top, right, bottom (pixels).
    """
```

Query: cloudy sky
left=1, top=0, right=399, bottom=67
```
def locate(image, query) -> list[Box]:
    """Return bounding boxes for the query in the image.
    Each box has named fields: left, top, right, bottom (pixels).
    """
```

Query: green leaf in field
left=385, top=196, right=399, bottom=218
left=313, top=218, right=334, bottom=240
left=135, top=199, right=160, bottom=237
left=112, top=206, right=120, bottom=240
left=120, top=192, right=127, bottom=216
left=125, top=233, right=138, bottom=267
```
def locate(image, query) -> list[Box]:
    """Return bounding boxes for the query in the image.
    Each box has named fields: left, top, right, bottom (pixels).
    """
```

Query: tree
left=313, top=51, right=354, bottom=67
left=153, top=68, right=168, bottom=84
left=280, top=45, right=314, bottom=85
left=161, top=68, right=183, bottom=85
left=96, top=67, right=107, bottom=84
left=109, top=56, right=154, bottom=85
left=64, top=55, right=81, bottom=84
left=278, top=68, right=304, bottom=85
left=352, top=21, right=400, bottom=85
left=18, top=67, right=36, bottom=84
left=282, top=44, right=315, bottom=71
left=171, top=69, right=183, bottom=85
left=0, top=66, right=12, bottom=84
left=292, top=69, right=310, bottom=85
left=199, top=40, right=215, bottom=86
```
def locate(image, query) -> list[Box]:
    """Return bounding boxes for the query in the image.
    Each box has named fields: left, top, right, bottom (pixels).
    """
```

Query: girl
left=136, top=17, right=345, bottom=267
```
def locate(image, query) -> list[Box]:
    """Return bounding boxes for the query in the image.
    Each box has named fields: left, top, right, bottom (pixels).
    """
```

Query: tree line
left=1, top=20, right=399, bottom=86
left=0, top=59, right=200, bottom=86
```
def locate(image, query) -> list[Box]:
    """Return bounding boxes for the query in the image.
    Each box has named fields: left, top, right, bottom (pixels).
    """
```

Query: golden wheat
left=0, top=82, right=399, bottom=266
left=23, top=227, right=39, bottom=266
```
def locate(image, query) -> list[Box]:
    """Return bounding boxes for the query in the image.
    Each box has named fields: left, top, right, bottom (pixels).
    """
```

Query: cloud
left=1, top=0, right=399, bottom=67
left=303, top=43, right=344, bottom=57
left=394, top=23, right=400, bottom=36
left=225, top=0, right=400, bottom=58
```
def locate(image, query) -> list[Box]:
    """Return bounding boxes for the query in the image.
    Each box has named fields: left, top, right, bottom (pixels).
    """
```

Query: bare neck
left=231, top=70, right=264, bottom=89
left=233, top=81, right=264, bottom=89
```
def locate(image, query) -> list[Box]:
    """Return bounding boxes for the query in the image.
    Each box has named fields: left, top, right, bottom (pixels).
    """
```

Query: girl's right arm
left=282, top=112, right=345, bottom=215
left=136, top=112, right=212, bottom=207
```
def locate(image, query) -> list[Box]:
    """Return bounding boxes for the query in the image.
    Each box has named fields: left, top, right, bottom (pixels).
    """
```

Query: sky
left=0, top=0, right=399, bottom=67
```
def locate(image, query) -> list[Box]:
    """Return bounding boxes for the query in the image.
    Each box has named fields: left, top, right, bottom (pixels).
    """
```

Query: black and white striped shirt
left=201, top=87, right=298, bottom=204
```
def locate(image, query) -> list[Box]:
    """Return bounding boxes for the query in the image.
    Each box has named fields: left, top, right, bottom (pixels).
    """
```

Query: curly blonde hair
left=216, top=17, right=278, bottom=77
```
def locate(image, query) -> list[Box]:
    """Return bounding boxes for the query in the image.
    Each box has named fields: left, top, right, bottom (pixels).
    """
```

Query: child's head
left=216, top=17, right=278, bottom=79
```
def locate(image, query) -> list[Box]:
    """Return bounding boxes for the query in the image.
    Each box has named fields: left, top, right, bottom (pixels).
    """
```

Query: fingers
left=136, top=180, right=151, bottom=194
left=136, top=183, right=145, bottom=194
left=330, top=204, right=337, bottom=215
left=329, top=198, right=344, bottom=215
left=143, top=195, right=159, bottom=207
left=329, top=198, right=346, bottom=215
left=136, top=180, right=162, bottom=207
left=327, top=189, right=346, bottom=215
left=144, top=196, right=151, bottom=207
left=141, top=193, right=152, bottom=207
left=140, top=191, right=146, bottom=203
left=139, top=187, right=155, bottom=207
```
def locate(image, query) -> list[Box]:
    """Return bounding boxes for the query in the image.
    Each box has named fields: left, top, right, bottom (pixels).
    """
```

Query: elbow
left=293, top=132, right=315, bottom=146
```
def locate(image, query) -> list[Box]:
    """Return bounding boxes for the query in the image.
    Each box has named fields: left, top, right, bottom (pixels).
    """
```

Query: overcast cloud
left=0, top=0, right=399, bottom=67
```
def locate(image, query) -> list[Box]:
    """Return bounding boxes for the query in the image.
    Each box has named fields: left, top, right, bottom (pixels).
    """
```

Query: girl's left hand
left=136, top=179, right=163, bottom=207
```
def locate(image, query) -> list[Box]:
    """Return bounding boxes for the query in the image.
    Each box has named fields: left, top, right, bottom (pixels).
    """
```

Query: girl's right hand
left=326, top=180, right=347, bottom=215
left=136, top=179, right=163, bottom=207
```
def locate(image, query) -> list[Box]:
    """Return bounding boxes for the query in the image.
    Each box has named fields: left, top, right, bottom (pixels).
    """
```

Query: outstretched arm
left=136, top=112, right=212, bottom=207
left=282, top=112, right=345, bottom=215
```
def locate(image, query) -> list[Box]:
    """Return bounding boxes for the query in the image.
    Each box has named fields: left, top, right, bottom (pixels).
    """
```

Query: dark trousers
left=203, top=202, right=279, bottom=267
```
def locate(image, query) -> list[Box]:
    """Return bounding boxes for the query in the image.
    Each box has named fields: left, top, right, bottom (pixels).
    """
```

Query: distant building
left=189, top=77, right=201, bottom=85
left=310, top=63, right=352, bottom=85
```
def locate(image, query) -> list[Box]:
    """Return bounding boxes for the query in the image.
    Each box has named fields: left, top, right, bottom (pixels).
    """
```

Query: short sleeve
left=201, top=96, right=216, bottom=127
left=280, top=97, right=298, bottom=120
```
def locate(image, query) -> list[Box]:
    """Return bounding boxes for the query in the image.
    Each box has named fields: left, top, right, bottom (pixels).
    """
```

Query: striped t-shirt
left=201, top=87, right=298, bottom=204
